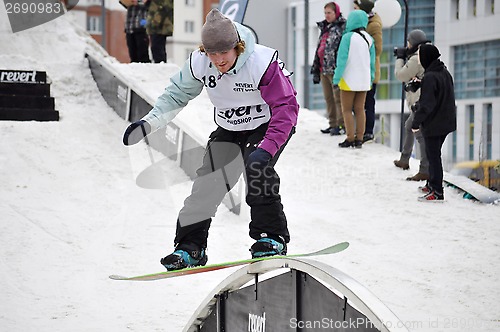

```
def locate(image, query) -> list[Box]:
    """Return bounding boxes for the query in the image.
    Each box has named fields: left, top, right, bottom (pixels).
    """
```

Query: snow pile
left=1, top=9, right=499, bottom=332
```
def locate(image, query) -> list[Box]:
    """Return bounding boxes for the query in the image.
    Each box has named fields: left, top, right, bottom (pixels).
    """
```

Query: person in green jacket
left=333, top=9, right=375, bottom=148
left=146, top=0, right=173, bottom=63
left=353, top=0, right=382, bottom=143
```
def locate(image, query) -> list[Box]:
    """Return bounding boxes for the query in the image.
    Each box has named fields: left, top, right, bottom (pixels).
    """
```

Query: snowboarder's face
left=206, top=48, right=238, bottom=73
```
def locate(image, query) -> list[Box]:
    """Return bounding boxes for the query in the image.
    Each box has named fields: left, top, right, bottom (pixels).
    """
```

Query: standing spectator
left=123, top=0, right=150, bottom=63
left=333, top=9, right=375, bottom=148
left=412, top=44, right=457, bottom=202
left=353, top=0, right=382, bottom=143
left=146, top=0, right=174, bottom=63
left=311, top=2, right=346, bottom=136
left=393, top=29, right=430, bottom=181
left=122, top=9, right=299, bottom=269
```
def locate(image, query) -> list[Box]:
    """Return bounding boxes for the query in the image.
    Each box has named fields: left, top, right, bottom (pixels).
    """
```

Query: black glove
left=246, top=148, right=272, bottom=170
left=393, top=47, right=407, bottom=59
left=123, top=120, right=151, bottom=145
left=312, top=73, right=321, bottom=84
left=411, top=101, right=420, bottom=112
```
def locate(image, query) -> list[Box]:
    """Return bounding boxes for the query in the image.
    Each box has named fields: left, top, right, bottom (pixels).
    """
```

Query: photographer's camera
left=405, top=78, right=421, bottom=92
left=393, top=47, right=408, bottom=59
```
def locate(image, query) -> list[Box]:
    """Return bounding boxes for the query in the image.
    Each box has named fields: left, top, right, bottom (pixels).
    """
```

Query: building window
left=87, top=15, right=101, bottom=35
left=468, top=105, right=475, bottom=160
left=454, top=40, right=500, bottom=99
left=483, top=104, right=493, bottom=159
left=185, top=0, right=195, bottom=6
left=469, top=0, right=477, bottom=17
left=452, top=0, right=460, bottom=19
left=184, top=20, right=195, bottom=33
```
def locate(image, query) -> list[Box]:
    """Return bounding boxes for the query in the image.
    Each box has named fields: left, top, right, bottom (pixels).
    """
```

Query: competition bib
left=190, top=44, right=286, bottom=131
left=215, top=104, right=271, bottom=131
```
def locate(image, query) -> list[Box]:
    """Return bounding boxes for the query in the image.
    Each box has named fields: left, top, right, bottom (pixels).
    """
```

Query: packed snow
left=1, top=9, right=499, bottom=332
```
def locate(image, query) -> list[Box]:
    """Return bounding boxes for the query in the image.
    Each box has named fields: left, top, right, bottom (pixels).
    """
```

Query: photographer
left=393, top=29, right=429, bottom=181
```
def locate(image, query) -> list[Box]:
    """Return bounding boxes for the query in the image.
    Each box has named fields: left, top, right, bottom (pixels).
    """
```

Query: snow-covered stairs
left=0, top=69, right=59, bottom=121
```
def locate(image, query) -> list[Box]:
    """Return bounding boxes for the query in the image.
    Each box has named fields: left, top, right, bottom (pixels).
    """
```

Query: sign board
left=218, top=0, right=249, bottom=23
left=0, top=70, right=47, bottom=84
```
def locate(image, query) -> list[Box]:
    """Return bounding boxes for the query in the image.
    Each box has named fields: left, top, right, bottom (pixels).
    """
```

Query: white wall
left=435, top=0, right=500, bottom=164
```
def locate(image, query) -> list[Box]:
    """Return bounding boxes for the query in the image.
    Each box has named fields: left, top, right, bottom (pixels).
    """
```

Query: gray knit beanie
left=201, top=9, right=239, bottom=53
left=407, top=29, right=429, bottom=47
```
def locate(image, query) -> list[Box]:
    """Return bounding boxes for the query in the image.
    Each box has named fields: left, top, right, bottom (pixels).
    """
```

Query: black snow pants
left=174, top=123, right=294, bottom=249
left=424, top=134, right=448, bottom=194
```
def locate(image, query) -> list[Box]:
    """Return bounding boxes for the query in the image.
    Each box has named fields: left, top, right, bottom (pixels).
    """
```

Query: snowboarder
left=122, top=9, right=299, bottom=270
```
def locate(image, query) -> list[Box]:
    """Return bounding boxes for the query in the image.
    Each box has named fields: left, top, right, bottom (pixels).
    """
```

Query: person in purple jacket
left=122, top=9, right=299, bottom=270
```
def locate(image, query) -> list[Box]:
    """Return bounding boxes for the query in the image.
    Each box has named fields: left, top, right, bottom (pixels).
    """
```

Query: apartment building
left=64, top=0, right=129, bottom=63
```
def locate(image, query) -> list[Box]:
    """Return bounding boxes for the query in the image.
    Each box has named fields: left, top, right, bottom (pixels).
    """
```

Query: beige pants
left=340, top=90, right=367, bottom=141
left=320, top=74, right=344, bottom=128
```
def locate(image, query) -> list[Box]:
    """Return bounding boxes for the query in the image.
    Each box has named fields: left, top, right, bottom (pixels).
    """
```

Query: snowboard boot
left=160, top=242, right=208, bottom=271
left=250, top=235, right=287, bottom=258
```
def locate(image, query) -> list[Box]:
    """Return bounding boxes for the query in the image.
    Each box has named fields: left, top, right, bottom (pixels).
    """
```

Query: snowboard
left=444, top=172, right=500, bottom=204
left=109, top=241, right=349, bottom=281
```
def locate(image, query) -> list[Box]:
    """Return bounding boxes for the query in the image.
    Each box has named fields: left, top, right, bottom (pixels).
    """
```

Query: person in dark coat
left=146, top=0, right=173, bottom=63
left=412, top=44, right=456, bottom=202
left=122, top=0, right=151, bottom=63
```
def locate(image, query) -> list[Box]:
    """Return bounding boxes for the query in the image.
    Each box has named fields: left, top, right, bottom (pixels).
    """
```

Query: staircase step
left=0, top=94, right=54, bottom=110
left=0, top=82, right=51, bottom=97
left=0, top=107, right=59, bottom=121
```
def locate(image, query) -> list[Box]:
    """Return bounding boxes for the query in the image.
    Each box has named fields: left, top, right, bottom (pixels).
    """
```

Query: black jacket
left=412, top=59, right=457, bottom=137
